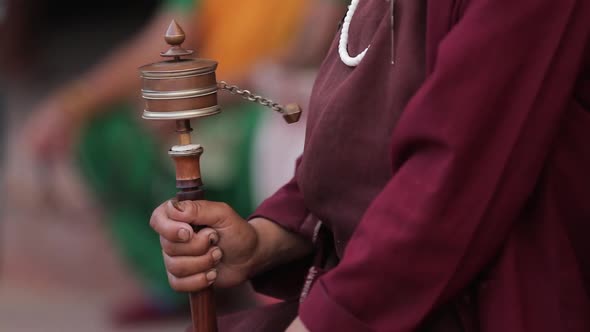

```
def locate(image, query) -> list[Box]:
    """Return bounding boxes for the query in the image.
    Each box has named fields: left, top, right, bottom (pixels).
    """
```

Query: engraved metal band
left=141, top=86, right=218, bottom=100
left=140, top=67, right=216, bottom=80
left=142, top=106, right=221, bottom=120
left=168, top=145, right=204, bottom=157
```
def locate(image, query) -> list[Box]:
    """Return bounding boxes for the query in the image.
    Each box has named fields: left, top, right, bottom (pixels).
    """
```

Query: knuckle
left=170, top=279, right=188, bottom=292
left=167, top=273, right=181, bottom=291
left=149, top=213, right=157, bottom=230
left=173, top=284, right=187, bottom=292
left=167, top=273, right=207, bottom=292
left=186, top=200, right=200, bottom=215
left=217, top=202, right=231, bottom=211
left=194, top=273, right=209, bottom=289
left=195, top=227, right=212, bottom=239
left=149, top=205, right=165, bottom=231
left=166, top=260, right=187, bottom=278
left=191, top=238, right=209, bottom=255
left=161, top=239, right=178, bottom=256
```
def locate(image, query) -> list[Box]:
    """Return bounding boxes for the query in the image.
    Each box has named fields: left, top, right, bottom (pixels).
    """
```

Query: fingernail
left=209, top=232, right=219, bottom=245
left=211, top=248, right=222, bottom=263
left=171, top=200, right=184, bottom=212
left=206, top=269, right=217, bottom=282
left=178, top=228, right=190, bottom=241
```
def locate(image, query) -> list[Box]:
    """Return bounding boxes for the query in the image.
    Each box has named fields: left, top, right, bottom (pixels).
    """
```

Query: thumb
left=166, top=200, right=236, bottom=229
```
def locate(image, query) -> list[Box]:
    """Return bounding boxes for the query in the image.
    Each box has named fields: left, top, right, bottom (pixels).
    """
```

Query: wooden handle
left=176, top=189, right=218, bottom=332
left=170, top=122, right=218, bottom=332
left=190, top=288, right=217, bottom=332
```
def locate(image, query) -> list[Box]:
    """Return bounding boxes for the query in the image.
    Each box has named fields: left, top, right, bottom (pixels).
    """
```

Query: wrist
left=247, top=217, right=313, bottom=277
left=246, top=217, right=273, bottom=277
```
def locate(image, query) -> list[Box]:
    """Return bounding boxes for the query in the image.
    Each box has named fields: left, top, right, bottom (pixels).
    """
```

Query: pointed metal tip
left=165, top=19, right=185, bottom=46
left=167, top=19, right=182, bottom=32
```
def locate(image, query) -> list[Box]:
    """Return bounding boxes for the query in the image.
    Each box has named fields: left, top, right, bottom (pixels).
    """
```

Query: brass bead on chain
left=217, top=81, right=302, bottom=124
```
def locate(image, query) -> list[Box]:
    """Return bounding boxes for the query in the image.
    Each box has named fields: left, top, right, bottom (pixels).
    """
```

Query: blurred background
left=0, top=0, right=346, bottom=331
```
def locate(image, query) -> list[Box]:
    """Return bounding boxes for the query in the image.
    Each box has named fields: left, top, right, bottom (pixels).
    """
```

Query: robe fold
left=249, top=0, right=590, bottom=331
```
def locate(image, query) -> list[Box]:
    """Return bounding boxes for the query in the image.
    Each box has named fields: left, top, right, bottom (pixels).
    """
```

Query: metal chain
left=217, top=81, right=284, bottom=113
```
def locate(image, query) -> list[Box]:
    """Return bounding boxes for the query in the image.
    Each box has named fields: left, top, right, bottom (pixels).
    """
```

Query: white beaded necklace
left=338, top=0, right=395, bottom=67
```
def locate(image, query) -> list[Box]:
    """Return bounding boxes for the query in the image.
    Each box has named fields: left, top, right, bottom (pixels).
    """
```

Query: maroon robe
left=242, top=0, right=590, bottom=331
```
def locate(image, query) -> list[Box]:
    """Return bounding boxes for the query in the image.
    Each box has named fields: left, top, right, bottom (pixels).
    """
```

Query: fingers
left=163, top=246, right=223, bottom=278
left=160, top=227, right=219, bottom=257
left=150, top=201, right=198, bottom=243
left=151, top=198, right=237, bottom=293
left=167, top=269, right=218, bottom=292
left=165, top=200, right=237, bottom=229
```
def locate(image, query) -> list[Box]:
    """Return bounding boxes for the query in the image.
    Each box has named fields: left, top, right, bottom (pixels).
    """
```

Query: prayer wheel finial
left=161, top=20, right=194, bottom=58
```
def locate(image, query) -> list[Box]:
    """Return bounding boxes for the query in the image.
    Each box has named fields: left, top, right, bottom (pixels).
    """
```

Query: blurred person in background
left=17, top=0, right=198, bottom=325
left=23, top=0, right=346, bottom=326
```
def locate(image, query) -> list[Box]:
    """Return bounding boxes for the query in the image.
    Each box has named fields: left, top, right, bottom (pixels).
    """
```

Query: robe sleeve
left=249, top=158, right=314, bottom=300
left=299, top=0, right=589, bottom=330
left=250, top=158, right=309, bottom=234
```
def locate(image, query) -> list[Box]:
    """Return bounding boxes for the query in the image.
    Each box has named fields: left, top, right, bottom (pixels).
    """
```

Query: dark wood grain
left=189, top=287, right=218, bottom=332
left=173, top=134, right=218, bottom=332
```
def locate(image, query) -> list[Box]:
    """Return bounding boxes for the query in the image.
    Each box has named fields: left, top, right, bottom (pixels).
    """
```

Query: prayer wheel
left=138, top=20, right=302, bottom=332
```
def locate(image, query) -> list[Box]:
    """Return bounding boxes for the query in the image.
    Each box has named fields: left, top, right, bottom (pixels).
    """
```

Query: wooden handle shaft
left=171, top=122, right=218, bottom=332
left=176, top=189, right=218, bottom=332
left=189, top=287, right=217, bottom=332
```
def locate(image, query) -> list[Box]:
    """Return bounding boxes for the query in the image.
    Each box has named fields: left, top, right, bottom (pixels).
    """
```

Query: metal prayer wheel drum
left=140, top=59, right=221, bottom=120
left=139, top=21, right=221, bottom=120
left=139, top=20, right=302, bottom=124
